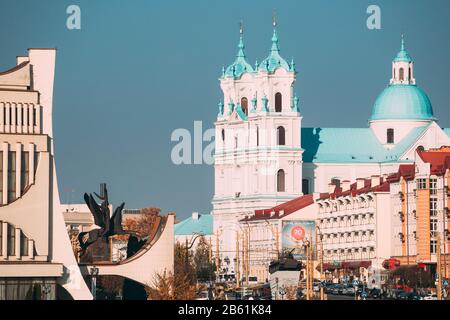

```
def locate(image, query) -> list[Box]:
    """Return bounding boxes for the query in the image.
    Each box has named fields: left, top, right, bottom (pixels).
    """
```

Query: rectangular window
left=20, top=231, right=28, bottom=256
left=430, top=218, right=438, bottom=238
left=0, top=224, right=2, bottom=256
left=20, top=151, right=29, bottom=193
left=33, top=107, right=36, bottom=126
left=430, top=240, right=437, bottom=254
left=430, top=198, right=438, bottom=217
left=7, top=152, right=16, bottom=203
left=417, top=178, right=427, bottom=190
left=7, top=225, right=15, bottom=256
left=429, top=178, right=437, bottom=195
left=387, top=128, right=394, bottom=144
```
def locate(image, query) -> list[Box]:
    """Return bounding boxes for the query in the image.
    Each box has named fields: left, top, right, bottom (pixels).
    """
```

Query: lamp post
left=316, top=225, right=325, bottom=300
left=302, top=238, right=311, bottom=300
left=90, top=266, right=99, bottom=300
left=185, top=233, right=203, bottom=274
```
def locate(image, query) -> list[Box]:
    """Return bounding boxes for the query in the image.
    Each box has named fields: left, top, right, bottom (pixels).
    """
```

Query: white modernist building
left=212, top=25, right=450, bottom=278
left=0, top=49, right=92, bottom=299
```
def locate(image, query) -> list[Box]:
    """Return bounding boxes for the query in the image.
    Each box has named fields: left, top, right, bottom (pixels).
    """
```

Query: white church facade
left=212, top=24, right=450, bottom=278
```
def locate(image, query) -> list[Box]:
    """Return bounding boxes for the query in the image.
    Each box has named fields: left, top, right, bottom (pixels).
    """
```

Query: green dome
left=370, top=84, right=435, bottom=121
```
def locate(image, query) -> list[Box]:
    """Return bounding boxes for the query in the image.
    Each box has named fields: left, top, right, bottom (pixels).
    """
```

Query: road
left=326, top=294, right=378, bottom=300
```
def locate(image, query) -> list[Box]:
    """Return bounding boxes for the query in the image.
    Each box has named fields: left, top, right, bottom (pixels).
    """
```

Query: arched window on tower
left=399, top=68, right=404, bottom=81
left=277, top=169, right=285, bottom=192
left=241, top=97, right=248, bottom=116
left=221, top=129, right=225, bottom=142
left=275, top=92, right=282, bottom=112
left=387, top=128, right=394, bottom=144
left=277, top=126, right=285, bottom=146
left=408, top=67, right=411, bottom=81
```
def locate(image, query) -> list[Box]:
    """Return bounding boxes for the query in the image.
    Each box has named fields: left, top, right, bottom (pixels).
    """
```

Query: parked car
left=296, top=288, right=304, bottom=300
left=325, top=284, right=336, bottom=294
left=369, top=288, right=381, bottom=299
left=332, top=284, right=345, bottom=295
left=313, top=282, right=321, bottom=292
left=195, top=291, right=210, bottom=300
left=409, top=292, right=423, bottom=300
left=359, top=290, right=369, bottom=300
left=388, top=289, right=404, bottom=299
left=343, top=286, right=355, bottom=296
left=397, top=291, right=422, bottom=300
left=422, top=293, right=438, bottom=300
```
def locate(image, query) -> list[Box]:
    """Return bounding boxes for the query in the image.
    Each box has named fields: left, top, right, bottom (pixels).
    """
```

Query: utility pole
left=309, top=231, right=314, bottom=298
left=266, top=220, right=280, bottom=260
left=303, top=238, right=311, bottom=300
left=437, top=234, right=442, bottom=300
left=317, top=226, right=325, bottom=300
left=215, top=230, right=221, bottom=276
left=241, top=231, right=246, bottom=289
left=236, top=231, right=240, bottom=288
left=247, top=225, right=251, bottom=288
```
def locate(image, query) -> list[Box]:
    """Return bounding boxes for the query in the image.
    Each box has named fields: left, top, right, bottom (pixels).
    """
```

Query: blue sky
left=1, top=0, right=449, bottom=219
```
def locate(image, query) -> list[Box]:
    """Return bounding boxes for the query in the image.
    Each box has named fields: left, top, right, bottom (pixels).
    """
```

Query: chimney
left=192, top=212, right=199, bottom=220
left=328, top=183, right=336, bottom=194
left=342, top=180, right=351, bottom=191
left=356, top=178, right=365, bottom=190
left=371, top=175, right=380, bottom=187
left=279, top=210, right=285, bottom=217
left=270, top=210, right=276, bottom=218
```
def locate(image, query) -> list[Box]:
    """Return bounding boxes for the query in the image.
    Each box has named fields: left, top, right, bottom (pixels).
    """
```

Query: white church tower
left=212, top=20, right=303, bottom=278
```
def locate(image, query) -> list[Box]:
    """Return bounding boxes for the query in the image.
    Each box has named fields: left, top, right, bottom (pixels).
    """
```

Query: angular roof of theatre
left=241, top=194, right=315, bottom=222
left=301, top=125, right=441, bottom=164
left=174, top=213, right=213, bottom=236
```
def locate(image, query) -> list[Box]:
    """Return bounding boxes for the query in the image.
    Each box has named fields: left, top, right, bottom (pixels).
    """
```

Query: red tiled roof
left=386, top=164, right=416, bottom=182
left=242, top=194, right=315, bottom=222
left=417, top=146, right=450, bottom=175
left=318, top=178, right=390, bottom=201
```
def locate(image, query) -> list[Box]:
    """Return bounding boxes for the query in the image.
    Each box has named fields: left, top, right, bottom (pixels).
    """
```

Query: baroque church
left=212, top=22, right=450, bottom=276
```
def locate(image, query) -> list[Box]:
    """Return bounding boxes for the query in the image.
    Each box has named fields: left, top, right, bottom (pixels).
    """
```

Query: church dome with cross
left=370, top=37, right=435, bottom=122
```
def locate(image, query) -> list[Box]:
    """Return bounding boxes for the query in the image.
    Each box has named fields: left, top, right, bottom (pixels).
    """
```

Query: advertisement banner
left=281, top=220, right=316, bottom=260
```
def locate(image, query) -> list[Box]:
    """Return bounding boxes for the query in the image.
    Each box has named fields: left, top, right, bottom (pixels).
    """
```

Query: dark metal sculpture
left=78, top=184, right=126, bottom=257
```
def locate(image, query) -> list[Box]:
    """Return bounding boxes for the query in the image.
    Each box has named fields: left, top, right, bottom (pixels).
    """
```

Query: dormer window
left=387, top=128, right=394, bottom=144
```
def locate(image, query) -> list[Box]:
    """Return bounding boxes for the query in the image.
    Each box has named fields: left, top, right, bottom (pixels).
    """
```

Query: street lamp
left=316, top=225, right=325, bottom=300
left=185, top=233, right=204, bottom=273
left=90, top=266, right=99, bottom=300
left=302, top=239, right=311, bottom=300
